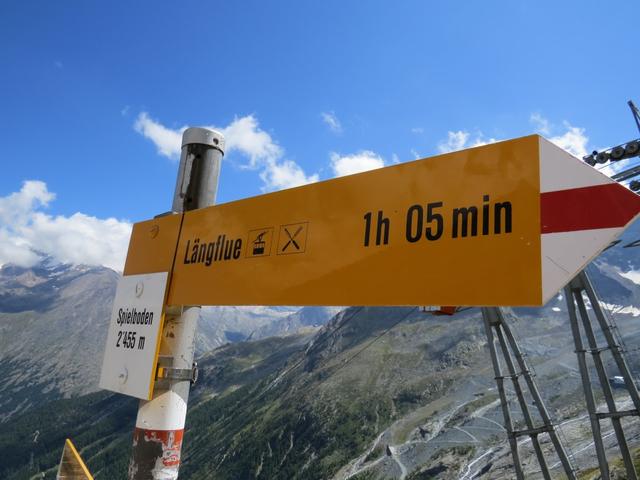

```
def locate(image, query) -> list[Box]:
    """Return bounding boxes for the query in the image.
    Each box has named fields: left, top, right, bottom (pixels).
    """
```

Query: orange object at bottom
left=433, top=306, right=458, bottom=316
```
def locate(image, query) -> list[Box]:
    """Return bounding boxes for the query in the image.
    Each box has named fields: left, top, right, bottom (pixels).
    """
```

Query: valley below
left=0, top=220, right=639, bottom=479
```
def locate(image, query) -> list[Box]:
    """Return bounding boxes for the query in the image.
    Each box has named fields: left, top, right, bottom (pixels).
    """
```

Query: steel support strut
left=564, top=271, right=640, bottom=480
left=482, top=307, right=576, bottom=479
left=128, top=128, right=225, bottom=480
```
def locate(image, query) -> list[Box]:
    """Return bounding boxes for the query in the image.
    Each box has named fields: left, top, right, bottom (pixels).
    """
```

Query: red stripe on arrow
left=541, top=183, right=640, bottom=234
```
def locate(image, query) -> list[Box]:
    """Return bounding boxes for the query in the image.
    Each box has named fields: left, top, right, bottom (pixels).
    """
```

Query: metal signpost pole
left=128, top=128, right=225, bottom=480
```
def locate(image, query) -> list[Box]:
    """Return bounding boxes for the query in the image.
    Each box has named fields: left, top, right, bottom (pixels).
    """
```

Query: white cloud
left=438, top=116, right=589, bottom=157
left=0, top=181, right=131, bottom=270
left=530, top=113, right=550, bottom=135
left=411, top=127, right=424, bottom=134
left=548, top=123, right=589, bottom=159
left=470, top=136, right=499, bottom=148
left=438, top=131, right=469, bottom=153
left=134, top=112, right=315, bottom=191
left=0, top=180, right=55, bottom=226
left=321, top=112, right=342, bottom=134
left=260, top=159, right=319, bottom=191
left=530, top=114, right=589, bottom=159
left=437, top=130, right=498, bottom=153
left=330, top=151, right=385, bottom=177
left=134, top=112, right=185, bottom=159
left=410, top=149, right=421, bottom=160
left=221, top=115, right=283, bottom=167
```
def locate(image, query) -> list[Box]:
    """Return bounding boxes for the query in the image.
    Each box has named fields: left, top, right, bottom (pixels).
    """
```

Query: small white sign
left=99, top=272, right=168, bottom=400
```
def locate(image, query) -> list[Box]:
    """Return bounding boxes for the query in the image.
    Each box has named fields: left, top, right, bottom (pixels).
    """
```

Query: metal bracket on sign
left=156, top=357, right=198, bottom=385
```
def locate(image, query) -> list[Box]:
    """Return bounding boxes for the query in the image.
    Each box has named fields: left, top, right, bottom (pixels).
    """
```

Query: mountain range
left=0, top=219, right=638, bottom=479
left=0, top=259, right=342, bottom=423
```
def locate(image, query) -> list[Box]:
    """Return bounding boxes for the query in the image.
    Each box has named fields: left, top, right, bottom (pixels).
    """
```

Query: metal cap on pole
left=129, top=127, right=224, bottom=480
left=172, top=127, right=225, bottom=213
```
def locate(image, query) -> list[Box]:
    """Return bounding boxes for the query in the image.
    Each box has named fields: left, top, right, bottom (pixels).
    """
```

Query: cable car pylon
left=565, top=270, right=640, bottom=480
left=481, top=307, right=576, bottom=479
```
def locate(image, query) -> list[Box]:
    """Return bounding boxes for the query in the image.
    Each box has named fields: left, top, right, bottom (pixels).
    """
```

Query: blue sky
left=1, top=0, right=639, bottom=269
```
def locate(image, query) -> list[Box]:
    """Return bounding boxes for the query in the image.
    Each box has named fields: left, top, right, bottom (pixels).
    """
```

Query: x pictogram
left=281, top=226, right=303, bottom=252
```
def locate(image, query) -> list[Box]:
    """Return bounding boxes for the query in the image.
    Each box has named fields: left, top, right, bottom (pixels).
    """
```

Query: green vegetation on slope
left=0, top=391, right=136, bottom=479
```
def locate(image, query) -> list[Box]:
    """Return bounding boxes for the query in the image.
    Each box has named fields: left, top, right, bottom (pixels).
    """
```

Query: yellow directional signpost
left=124, top=134, right=640, bottom=308
left=108, top=131, right=640, bottom=480
left=127, top=135, right=540, bottom=306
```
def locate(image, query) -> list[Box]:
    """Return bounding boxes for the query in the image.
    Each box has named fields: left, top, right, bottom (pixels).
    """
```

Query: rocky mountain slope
left=0, top=219, right=638, bottom=478
left=0, top=261, right=118, bottom=421
left=3, top=296, right=639, bottom=479
left=0, top=260, right=342, bottom=422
